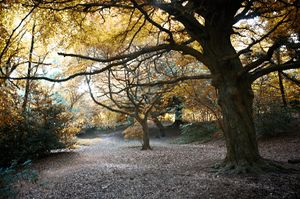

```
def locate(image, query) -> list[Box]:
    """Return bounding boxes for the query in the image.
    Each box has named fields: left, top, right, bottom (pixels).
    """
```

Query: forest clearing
left=16, top=125, right=300, bottom=199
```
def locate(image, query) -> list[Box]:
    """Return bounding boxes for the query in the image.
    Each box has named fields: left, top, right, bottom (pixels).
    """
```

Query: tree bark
left=203, top=21, right=264, bottom=172
left=140, top=120, right=151, bottom=150
left=22, top=22, right=36, bottom=114
left=277, top=51, right=287, bottom=107
left=278, top=71, right=287, bottom=107
left=217, top=81, right=261, bottom=168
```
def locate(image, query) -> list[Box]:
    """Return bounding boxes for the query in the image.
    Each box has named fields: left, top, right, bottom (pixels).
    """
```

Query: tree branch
left=131, top=74, right=211, bottom=87
left=85, top=75, right=129, bottom=115
left=227, top=13, right=291, bottom=62
left=281, top=71, right=300, bottom=87
left=240, top=39, right=300, bottom=76
left=250, top=60, right=300, bottom=82
left=0, top=5, right=37, bottom=61
left=58, top=44, right=170, bottom=63
left=130, top=0, right=175, bottom=43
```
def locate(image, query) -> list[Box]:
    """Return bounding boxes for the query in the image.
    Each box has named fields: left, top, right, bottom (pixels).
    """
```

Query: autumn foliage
left=0, top=83, right=79, bottom=166
left=123, top=122, right=144, bottom=141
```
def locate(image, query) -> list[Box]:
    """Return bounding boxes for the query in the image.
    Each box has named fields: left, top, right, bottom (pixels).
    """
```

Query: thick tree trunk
left=200, top=19, right=267, bottom=172
left=217, top=82, right=261, bottom=168
left=140, top=120, right=151, bottom=150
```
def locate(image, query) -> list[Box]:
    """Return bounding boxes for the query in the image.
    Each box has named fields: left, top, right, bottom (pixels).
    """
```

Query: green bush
left=174, top=121, right=219, bottom=144
left=0, top=104, right=77, bottom=167
left=0, top=160, right=38, bottom=198
left=254, top=105, right=292, bottom=138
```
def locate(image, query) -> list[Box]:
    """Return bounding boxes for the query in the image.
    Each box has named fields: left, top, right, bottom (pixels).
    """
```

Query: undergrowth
left=173, top=121, right=220, bottom=144
left=255, top=105, right=293, bottom=138
left=0, top=160, right=38, bottom=198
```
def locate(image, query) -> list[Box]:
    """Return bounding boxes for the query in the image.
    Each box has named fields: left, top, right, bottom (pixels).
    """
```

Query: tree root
left=141, top=146, right=152, bottom=150
left=212, top=159, right=296, bottom=175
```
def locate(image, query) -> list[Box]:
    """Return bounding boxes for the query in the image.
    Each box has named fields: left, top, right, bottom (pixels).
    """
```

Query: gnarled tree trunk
left=216, top=80, right=261, bottom=168
left=204, top=21, right=265, bottom=172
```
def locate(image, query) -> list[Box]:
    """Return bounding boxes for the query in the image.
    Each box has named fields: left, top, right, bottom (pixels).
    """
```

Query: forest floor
left=16, top=124, right=300, bottom=199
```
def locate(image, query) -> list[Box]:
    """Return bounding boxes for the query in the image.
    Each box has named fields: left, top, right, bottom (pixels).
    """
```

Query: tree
left=86, top=55, right=172, bottom=150
left=2, top=0, right=300, bottom=172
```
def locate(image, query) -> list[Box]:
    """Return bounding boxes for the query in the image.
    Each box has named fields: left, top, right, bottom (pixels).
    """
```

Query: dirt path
left=17, top=130, right=300, bottom=199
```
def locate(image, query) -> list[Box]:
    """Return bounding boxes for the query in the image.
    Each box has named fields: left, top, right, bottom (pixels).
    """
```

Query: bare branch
left=227, top=13, right=291, bottom=62
left=85, top=75, right=129, bottom=115
left=240, top=39, right=300, bottom=76
left=130, top=0, right=175, bottom=43
left=250, top=59, right=300, bottom=82
left=58, top=44, right=170, bottom=63
left=131, top=74, right=211, bottom=87
left=0, top=5, right=37, bottom=61
left=281, top=71, right=300, bottom=87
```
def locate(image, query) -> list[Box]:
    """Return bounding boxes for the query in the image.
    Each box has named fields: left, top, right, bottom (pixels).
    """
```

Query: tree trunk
left=216, top=80, right=263, bottom=171
left=22, top=23, right=36, bottom=114
left=140, top=120, right=151, bottom=150
left=171, top=106, right=183, bottom=128
left=277, top=51, right=287, bottom=107
left=201, top=20, right=268, bottom=172
left=278, top=71, right=287, bottom=107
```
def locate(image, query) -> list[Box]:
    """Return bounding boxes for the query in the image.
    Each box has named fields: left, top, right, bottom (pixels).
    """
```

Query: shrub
left=0, top=87, right=79, bottom=166
left=174, top=121, right=220, bottom=144
left=254, top=105, right=292, bottom=138
left=0, top=160, right=38, bottom=198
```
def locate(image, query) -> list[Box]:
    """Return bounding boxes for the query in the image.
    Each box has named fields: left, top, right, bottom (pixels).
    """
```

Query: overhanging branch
left=1, top=58, right=131, bottom=82
left=250, top=60, right=300, bottom=82
left=131, top=74, right=211, bottom=87
left=58, top=43, right=170, bottom=63
left=85, top=75, right=129, bottom=115
left=281, top=71, right=300, bottom=87
left=240, top=39, right=300, bottom=77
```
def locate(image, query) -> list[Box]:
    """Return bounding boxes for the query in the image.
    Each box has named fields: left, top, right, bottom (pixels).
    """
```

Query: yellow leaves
left=61, top=126, right=80, bottom=137
left=123, top=122, right=143, bottom=140
left=253, top=70, right=300, bottom=106
left=0, top=85, right=22, bottom=128
left=63, top=59, right=93, bottom=76
left=90, top=110, right=124, bottom=128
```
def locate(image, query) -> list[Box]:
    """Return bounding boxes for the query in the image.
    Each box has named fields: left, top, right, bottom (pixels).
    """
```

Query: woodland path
left=17, top=128, right=300, bottom=199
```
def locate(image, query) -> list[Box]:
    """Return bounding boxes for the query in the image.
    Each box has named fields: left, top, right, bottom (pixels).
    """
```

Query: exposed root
left=212, top=159, right=296, bottom=175
left=141, top=145, right=152, bottom=150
